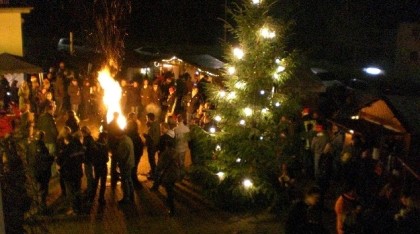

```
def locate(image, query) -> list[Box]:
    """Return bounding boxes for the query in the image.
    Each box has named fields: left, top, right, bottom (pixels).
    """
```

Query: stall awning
left=0, top=53, right=42, bottom=75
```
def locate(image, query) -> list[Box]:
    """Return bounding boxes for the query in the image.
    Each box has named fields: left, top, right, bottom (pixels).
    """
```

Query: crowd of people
left=0, top=60, right=213, bottom=233
left=0, top=60, right=418, bottom=233
left=281, top=109, right=419, bottom=234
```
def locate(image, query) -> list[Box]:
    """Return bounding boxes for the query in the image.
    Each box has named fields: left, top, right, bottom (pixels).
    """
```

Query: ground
left=21, top=117, right=337, bottom=234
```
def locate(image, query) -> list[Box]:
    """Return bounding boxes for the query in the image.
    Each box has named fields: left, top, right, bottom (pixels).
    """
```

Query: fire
left=97, top=67, right=126, bottom=129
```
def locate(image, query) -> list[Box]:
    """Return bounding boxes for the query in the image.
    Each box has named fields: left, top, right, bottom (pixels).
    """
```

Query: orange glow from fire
left=98, top=67, right=126, bottom=129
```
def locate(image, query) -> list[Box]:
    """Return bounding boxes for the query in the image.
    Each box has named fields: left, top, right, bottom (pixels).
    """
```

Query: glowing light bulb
left=260, top=27, right=275, bottom=39
left=215, top=144, right=221, bottom=151
left=219, top=90, right=226, bottom=97
left=209, top=127, right=216, bottom=133
left=260, top=90, right=265, bottom=95
left=214, top=115, right=222, bottom=122
left=216, top=172, right=225, bottom=180
left=243, top=179, right=253, bottom=189
left=275, top=102, right=281, bottom=107
left=349, top=130, right=354, bottom=134
left=259, top=136, right=264, bottom=140
left=236, top=158, right=242, bottom=163
left=227, top=92, right=236, bottom=100
left=275, top=58, right=281, bottom=64
left=227, top=66, right=236, bottom=75
left=235, top=81, right=246, bottom=89
left=363, top=67, right=383, bottom=75
left=239, top=119, right=246, bottom=125
left=277, top=65, right=285, bottom=73
left=244, top=107, right=253, bottom=117
left=233, top=47, right=244, bottom=60
left=252, top=0, right=261, bottom=5
left=262, top=108, right=269, bottom=114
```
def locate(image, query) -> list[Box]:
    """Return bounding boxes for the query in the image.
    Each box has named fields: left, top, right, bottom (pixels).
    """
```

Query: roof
left=0, top=53, right=43, bottom=75
left=384, top=95, right=420, bottom=135
left=180, top=54, right=225, bottom=71
left=334, top=90, right=379, bottom=119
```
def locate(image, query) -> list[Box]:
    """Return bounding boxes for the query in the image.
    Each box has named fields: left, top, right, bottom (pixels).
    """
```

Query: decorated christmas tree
left=195, top=0, right=301, bottom=210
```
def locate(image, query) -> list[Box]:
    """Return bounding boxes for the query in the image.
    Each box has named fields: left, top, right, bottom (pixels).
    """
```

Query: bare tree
left=92, top=0, right=131, bottom=71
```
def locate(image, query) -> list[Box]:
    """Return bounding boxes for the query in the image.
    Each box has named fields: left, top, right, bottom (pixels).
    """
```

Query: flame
left=97, top=67, right=126, bottom=129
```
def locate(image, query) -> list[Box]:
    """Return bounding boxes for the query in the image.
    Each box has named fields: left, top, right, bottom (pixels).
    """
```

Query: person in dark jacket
left=27, top=130, right=54, bottom=214
left=143, top=112, right=160, bottom=180
left=285, top=186, right=327, bottom=234
left=115, top=131, right=135, bottom=204
left=36, top=104, right=58, bottom=155
left=155, top=138, right=179, bottom=216
left=126, top=81, right=140, bottom=115
left=81, top=126, right=95, bottom=202
left=107, top=112, right=123, bottom=189
left=67, top=78, right=81, bottom=114
left=56, top=132, right=85, bottom=215
left=65, top=110, right=80, bottom=134
left=92, top=132, right=109, bottom=205
left=125, top=112, right=144, bottom=188
left=151, top=122, right=175, bottom=191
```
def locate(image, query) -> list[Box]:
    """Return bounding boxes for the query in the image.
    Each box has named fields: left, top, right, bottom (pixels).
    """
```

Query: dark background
left=8, top=0, right=419, bottom=66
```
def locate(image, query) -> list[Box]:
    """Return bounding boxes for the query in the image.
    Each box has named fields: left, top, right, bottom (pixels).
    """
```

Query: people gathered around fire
left=0, top=61, right=418, bottom=233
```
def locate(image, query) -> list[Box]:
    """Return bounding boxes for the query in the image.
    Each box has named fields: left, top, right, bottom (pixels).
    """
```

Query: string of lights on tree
left=203, top=0, right=296, bottom=200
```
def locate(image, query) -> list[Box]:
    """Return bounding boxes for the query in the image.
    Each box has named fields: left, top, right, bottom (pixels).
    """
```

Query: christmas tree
left=195, top=0, right=301, bottom=210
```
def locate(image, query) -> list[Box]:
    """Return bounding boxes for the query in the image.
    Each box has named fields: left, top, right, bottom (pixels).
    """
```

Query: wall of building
left=0, top=11, right=24, bottom=56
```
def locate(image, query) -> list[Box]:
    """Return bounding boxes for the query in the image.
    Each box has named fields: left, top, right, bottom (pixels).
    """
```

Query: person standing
left=125, top=112, right=144, bottom=188
left=27, top=131, right=54, bottom=214
left=115, top=131, right=135, bottom=204
left=67, top=78, right=81, bottom=115
left=107, top=112, right=123, bottom=189
left=56, top=132, right=85, bottom=215
left=155, top=137, right=179, bottom=216
left=285, top=186, right=327, bottom=234
left=182, top=86, right=201, bottom=124
left=173, top=115, right=190, bottom=170
left=36, top=104, right=58, bottom=162
left=140, top=79, right=152, bottom=117
left=18, top=81, right=30, bottom=110
left=143, top=113, right=160, bottom=180
left=65, top=110, right=80, bottom=134
left=92, top=132, right=109, bottom=205
left=81, top=126, right=95, bottom=202
left=311, top=125, right=329, bottom=179
left=151, top=122, right=175, bottom=191
left=126, top=81, right=140, bottom=115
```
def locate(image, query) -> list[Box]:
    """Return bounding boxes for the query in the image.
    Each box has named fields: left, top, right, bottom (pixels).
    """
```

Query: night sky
left=20, top=0, right=419, bottom=64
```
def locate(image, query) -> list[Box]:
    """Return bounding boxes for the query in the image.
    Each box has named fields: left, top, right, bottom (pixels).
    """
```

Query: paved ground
left=24, top=156, right=285, bottom=234
left=21, top=117, right=336, bottom=234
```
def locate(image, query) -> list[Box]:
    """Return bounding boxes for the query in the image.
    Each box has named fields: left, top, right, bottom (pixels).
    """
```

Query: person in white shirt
left=173, top=115, right=190, bottom=168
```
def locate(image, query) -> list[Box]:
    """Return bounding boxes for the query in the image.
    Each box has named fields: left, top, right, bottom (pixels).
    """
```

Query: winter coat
left=145, top=121, right=160, bottom=148
left=140, top=86, right=153, bottom=107
left=92, top=141, right=109, bottom=168
left=57, top=139, right=85, bottom=180
left=67, top=84, right=81, bottom=105
left=36, top=112, right=58, bottom=144
left=27, top=139, right=54, bottom=179
left=174, top=122, right=190, bottom=153
left=115, top=135, right=135, bottom=175
left=156, top=147, right=179, bottom=185
left=126, top=86, right=140, bottom=107
left=83, top=135, right=96, bottom=164
left=18, top=85, right=30, bottom=109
